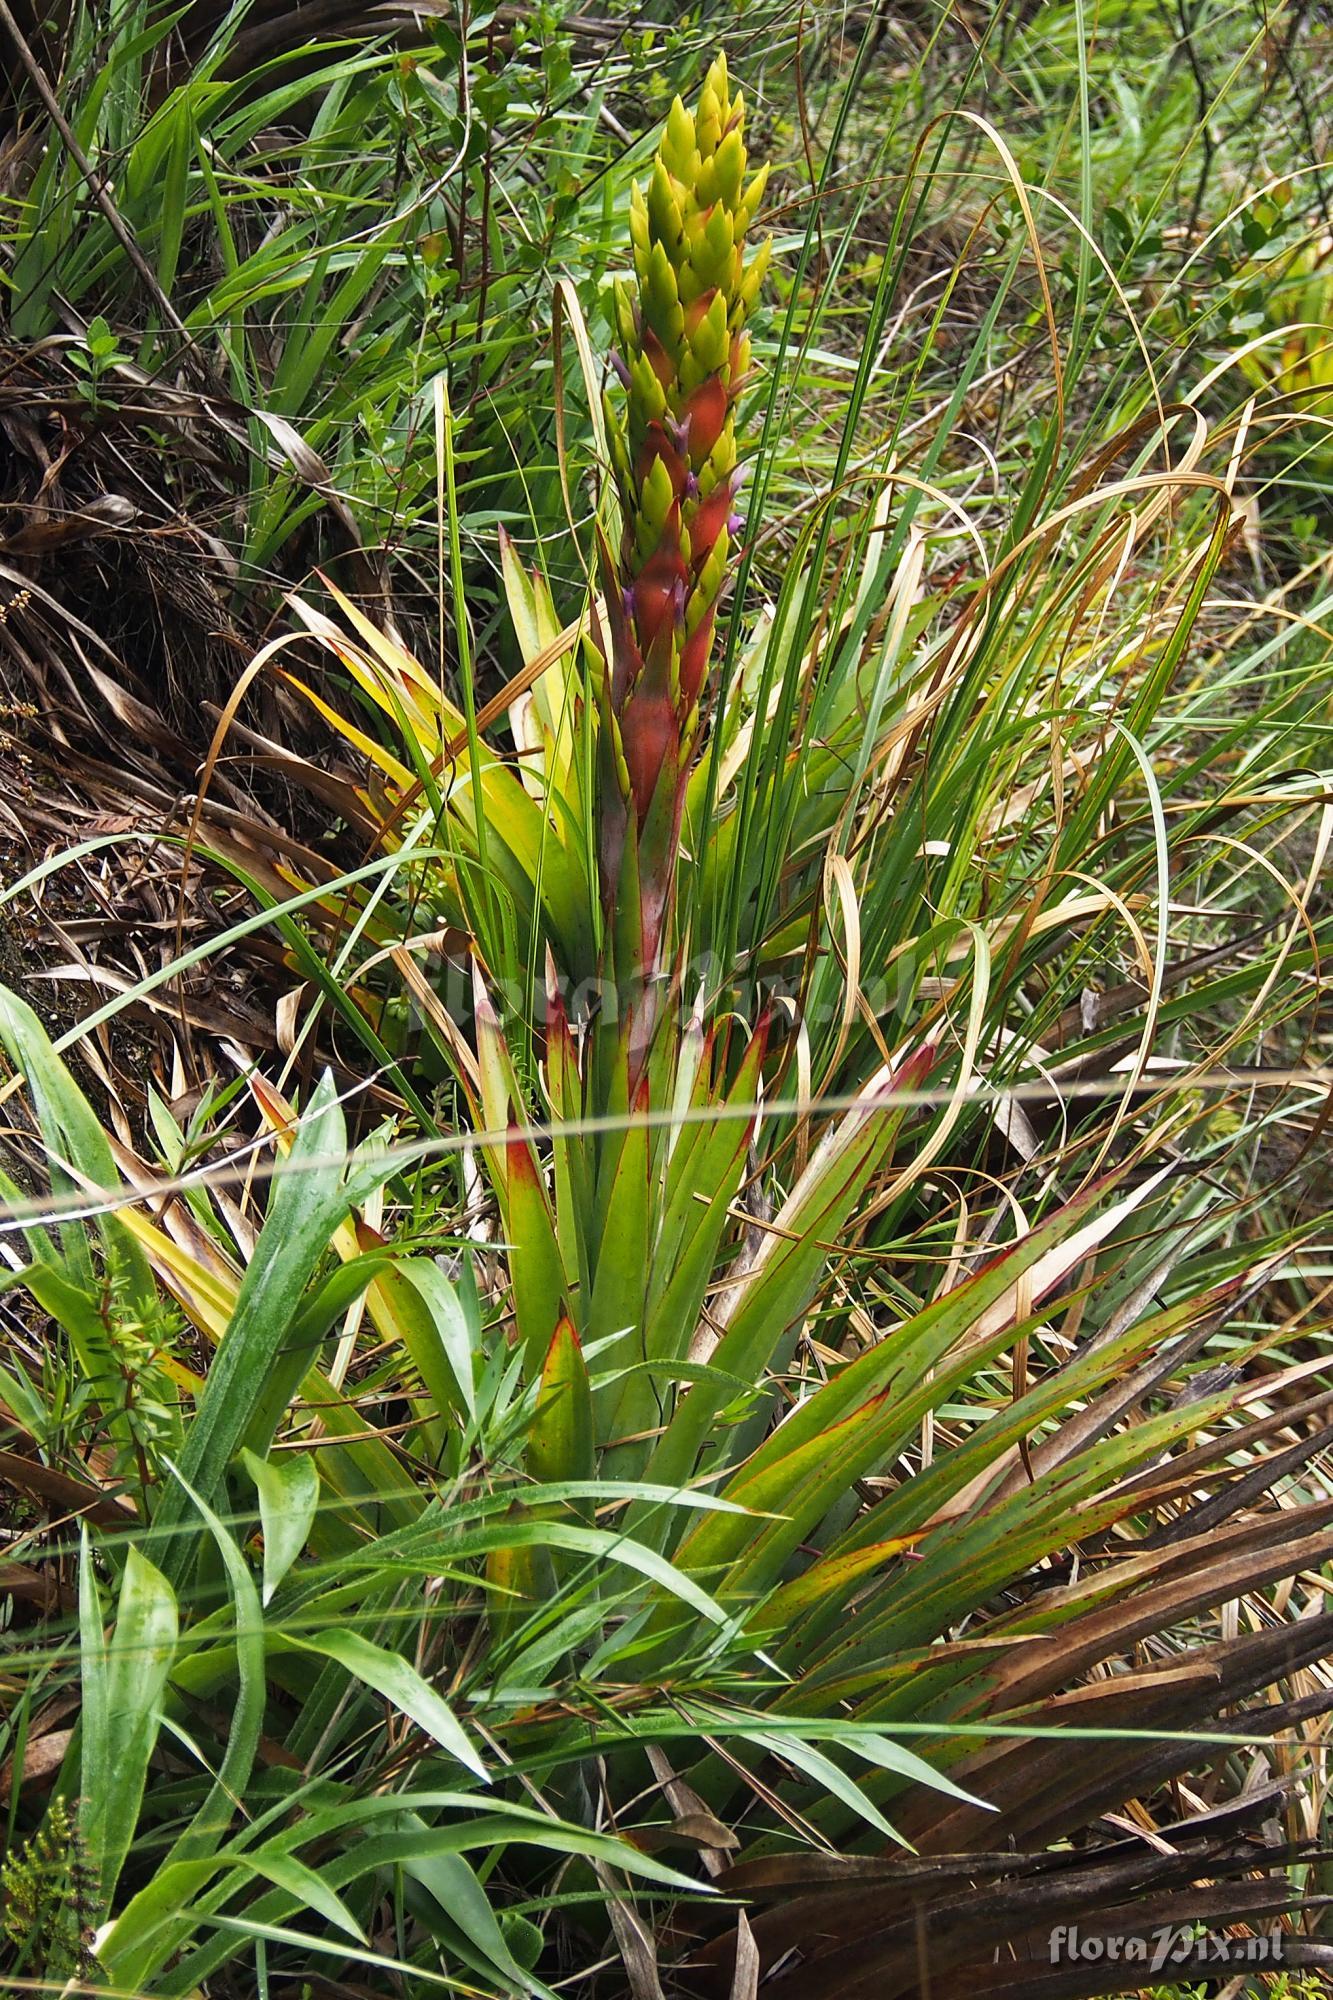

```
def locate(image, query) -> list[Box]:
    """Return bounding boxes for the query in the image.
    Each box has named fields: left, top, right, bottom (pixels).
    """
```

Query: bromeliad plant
left=199, top=54, right=1333, bottom=1992
left=7, top=43, right=1333, bottom=2000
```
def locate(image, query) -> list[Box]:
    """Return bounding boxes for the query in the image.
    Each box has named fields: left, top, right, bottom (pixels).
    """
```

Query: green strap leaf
left=234, top=1850, right=365, bottom=1944
left=154, top=1070, right=352, bottom=1587
left=79, top=1533, right=179, bottom=1911
left=285, top=1626, right=488, bottom=1782
left=392, top=1257, right=478, bottom=1423
left=240, top=1445, right=321, bottom=1605
left=507, top=1130, right=574, bottom=1377
left=104, top=1464, right=268, bottom=1993
left=526, top=1316, right=594, bottom=1495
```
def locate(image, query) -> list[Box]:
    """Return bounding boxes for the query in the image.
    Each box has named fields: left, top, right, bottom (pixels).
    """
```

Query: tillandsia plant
left=596, top=54, right=769, bottom=1053
left=10, top=28, right=1333, bottom=2000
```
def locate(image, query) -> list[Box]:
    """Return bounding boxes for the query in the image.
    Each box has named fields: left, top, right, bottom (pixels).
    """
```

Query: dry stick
left=0, top=0, right=195, bottom=351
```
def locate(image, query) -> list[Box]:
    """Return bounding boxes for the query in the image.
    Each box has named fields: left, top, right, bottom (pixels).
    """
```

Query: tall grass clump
left=2, top=20, right=1333, bottom=2000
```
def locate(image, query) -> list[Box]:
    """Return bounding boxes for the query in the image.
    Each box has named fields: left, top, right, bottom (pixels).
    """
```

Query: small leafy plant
left=67, top=314, right=129, bottom=415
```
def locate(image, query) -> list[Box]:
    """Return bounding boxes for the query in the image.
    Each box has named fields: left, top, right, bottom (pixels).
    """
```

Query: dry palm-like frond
left=695, top=1809, right=1333, bottom=1998
left=643, top=1220, right=1333, bottom=1995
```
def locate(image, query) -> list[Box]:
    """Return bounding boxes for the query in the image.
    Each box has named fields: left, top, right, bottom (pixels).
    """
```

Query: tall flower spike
left=597, top=54, right=769, bottom=1049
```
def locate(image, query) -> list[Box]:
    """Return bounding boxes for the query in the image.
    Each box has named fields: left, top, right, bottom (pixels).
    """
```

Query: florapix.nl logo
left=1048, top=1923, right=1286, bottom=1976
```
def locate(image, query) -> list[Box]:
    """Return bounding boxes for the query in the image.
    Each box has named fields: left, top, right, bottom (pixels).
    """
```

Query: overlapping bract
left=598, top=54, right=770, bottom=985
